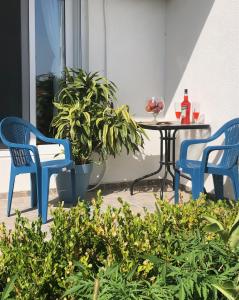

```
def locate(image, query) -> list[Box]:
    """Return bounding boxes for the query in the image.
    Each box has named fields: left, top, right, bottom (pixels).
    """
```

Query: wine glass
left=174, top=102, right=181, bottom=123
left=145, top=97, right=165, bottom=123
left=192, top=102, right=200, bottom=123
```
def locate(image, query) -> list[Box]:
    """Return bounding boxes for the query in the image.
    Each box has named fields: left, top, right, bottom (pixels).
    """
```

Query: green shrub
left=0, top=192, right=239, bottom=299
left=51, top=68, right=146, bottom=164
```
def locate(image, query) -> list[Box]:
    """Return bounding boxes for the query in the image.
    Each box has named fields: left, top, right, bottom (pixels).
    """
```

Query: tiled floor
left=0, top=183, right=191, bottom=235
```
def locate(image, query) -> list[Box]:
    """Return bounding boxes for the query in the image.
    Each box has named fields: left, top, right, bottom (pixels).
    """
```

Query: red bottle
left=181, top=89, right=191, bottom=124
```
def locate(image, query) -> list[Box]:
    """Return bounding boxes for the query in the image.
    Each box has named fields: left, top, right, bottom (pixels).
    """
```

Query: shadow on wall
left=164, top=0, right=216, bottom=110
left=105, top=151, right=162, bottom=183
left=174, top=127, right=212, bottom=162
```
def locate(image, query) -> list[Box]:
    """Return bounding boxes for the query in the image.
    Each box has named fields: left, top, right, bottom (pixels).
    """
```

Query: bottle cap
left=184, top=89, right=188, bottom=94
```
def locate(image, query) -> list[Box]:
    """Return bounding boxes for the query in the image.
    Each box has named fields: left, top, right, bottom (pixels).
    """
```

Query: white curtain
left=39, top=0, right=62, bottom=76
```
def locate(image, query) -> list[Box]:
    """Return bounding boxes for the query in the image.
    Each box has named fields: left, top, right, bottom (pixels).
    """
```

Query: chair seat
left=176, top=160, right=230, bottom=175
left=41, top=159, right=74, bottom=170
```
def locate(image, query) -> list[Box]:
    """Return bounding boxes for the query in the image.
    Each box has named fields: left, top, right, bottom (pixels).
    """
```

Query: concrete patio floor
left=0, top=181, right=191, bottom=235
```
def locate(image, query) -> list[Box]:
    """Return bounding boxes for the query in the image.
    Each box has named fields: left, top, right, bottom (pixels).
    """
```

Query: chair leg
left=30, top=173, right=37, bottom=208
left=213, top=174, right=224, bottom=199
left=71, top=168, right=76, bottom=205
left=7, top=172, right=15, bottom=217
left=41, top=170, right=50, bottom=224
left=36, top=171, right=42, bottom=217
left=191, top=173, right=204, bottom=200
left=231, top=169, right=239, bottom=201
left=174, top=169, right=180, bottom=204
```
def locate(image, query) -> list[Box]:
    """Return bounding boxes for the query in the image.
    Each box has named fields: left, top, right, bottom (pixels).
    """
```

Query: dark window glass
left=35, top=0, right=65, bottom=140
left=0, top=1, right=22, bottom=120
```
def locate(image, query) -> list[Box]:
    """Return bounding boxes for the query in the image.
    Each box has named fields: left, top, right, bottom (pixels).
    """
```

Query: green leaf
left=83, top=112, right=91, bottom=124
left=203, top=215, right=224, bottom=230
left=213, top=283, right=238, bottom=300
left=96, top=118, right=104, bottom=127
left=122, top=109, right=130, bottom=122
left=231, top=211, right=239, bottom=229
left=103, top=124, right=109, bottom=146
left=179, top=283, right=186, bottom=300
left=1, top=274, right=17, bottom=300
left=204, top=223, right=223, bottom=233
left=109, top=126, right=114, bottom=148
left=63, top=284, right=85, bottom=297
left=229, top=219, right=239, bottom=251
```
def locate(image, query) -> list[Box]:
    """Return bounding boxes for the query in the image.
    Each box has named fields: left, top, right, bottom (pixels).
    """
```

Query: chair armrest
left=179, top=138, right=212, bottom=162
left=179, top=124, right=229, bottom=162
left=54, top=139, right=72, bottom=161
left=7, top=143, right=40, bottom=165
left=34, top=130, right=72, bottom=160
left=201, top=144, right=239, bottom=166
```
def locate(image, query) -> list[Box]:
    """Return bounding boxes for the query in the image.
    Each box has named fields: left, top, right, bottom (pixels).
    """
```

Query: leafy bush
left=203, top=212, right=239, bottom=300
left=0, top=193, right=239, bottom=299
left=51, top=68, right=146, bottom=164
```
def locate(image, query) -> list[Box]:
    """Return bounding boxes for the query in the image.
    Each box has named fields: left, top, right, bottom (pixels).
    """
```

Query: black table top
left=138, top=121, right=210, bottom=131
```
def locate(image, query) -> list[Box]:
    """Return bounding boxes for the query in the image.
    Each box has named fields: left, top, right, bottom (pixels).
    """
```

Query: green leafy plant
left=51, top=68, right=146, bottom=164
left=203, top=212, right=239, bottom=300
left=1, top=195, right=239, bottom=299
left=0, top=274, right=17, bottom=300
left=204, top=211, right=239, bottom=251
left=212, top=282, right=239, bottom=300
left=64, top=263, right=174, bottom=300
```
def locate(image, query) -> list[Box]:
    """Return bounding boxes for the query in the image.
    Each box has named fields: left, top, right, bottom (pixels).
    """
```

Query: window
left=35, top=0, right=65, bottom=139
left=0, top=1, right=22, bottom=121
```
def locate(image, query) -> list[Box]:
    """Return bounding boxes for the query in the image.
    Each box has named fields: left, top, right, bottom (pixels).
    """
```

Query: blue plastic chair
left=0, top=117, right=76, bottom=223
left=175, top=118, right=239, bottom=203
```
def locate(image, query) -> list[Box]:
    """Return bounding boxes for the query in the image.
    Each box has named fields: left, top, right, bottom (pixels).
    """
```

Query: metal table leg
left=130, top=129, right=178, bottom=197
left=130, top=130, right=164, bottom=195
left=159, top=130, right=168, bottom=199
left=159, top=129, right=177, bottom=198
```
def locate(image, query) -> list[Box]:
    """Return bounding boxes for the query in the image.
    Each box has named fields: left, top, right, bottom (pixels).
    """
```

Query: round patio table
left=130, top=122, right=210, bottom=198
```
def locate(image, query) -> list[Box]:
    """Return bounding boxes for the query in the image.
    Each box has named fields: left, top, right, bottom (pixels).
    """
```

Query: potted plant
left=51, top=68, right=146, bottom=201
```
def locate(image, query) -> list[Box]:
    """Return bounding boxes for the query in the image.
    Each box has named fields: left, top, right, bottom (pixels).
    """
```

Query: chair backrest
left=220, top=118, right=239, bottom=168
left=0, top=117, right=33, bottom=167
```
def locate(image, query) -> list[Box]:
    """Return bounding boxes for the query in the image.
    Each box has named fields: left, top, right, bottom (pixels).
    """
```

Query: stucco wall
left=87, top=0, right=167, bottom=185
left=164, top=0, right=239, bottom=196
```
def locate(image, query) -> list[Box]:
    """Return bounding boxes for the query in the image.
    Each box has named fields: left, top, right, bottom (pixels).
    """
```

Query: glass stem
left=153, top=113, right=158, bottom=123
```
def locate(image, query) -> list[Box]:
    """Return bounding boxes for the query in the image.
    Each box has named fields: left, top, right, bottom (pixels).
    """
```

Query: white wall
left=106, top=0, right=166, bottom=115
left=88, top=0, right=167, bottom=184
left=164, top=0, right=239, bottom=196
left=165, top=0, right=239, bottom=125
left=0, top=146, right=61, bottom=194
